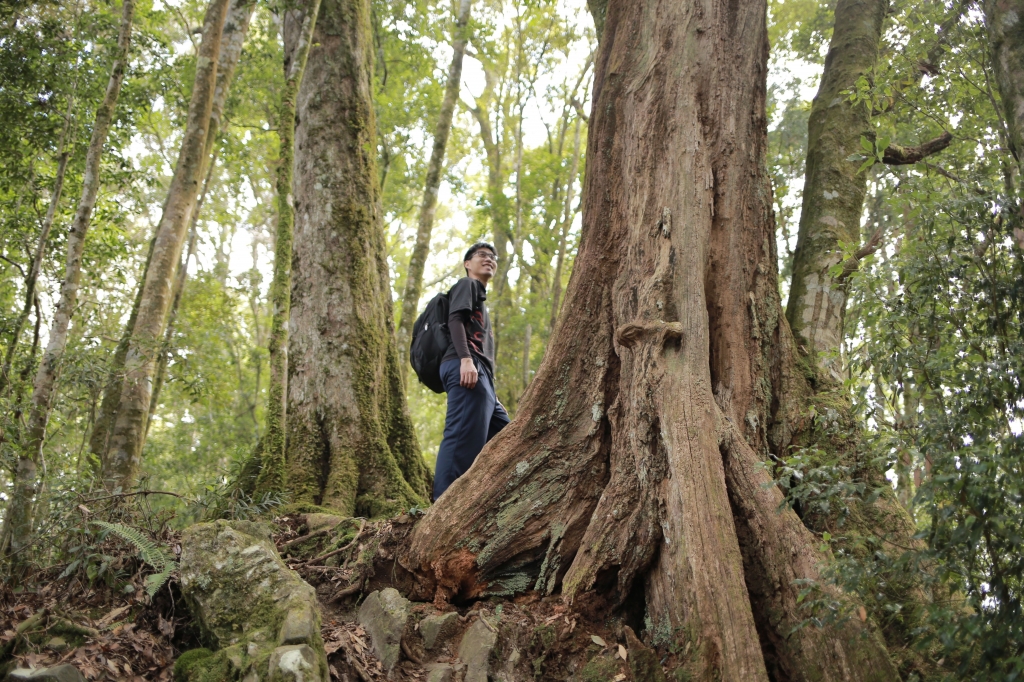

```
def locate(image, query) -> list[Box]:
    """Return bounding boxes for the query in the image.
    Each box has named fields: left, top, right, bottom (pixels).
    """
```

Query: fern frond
left=92, top=521, right=173, bottom=572
left=144, top=571, right=172, bottom=597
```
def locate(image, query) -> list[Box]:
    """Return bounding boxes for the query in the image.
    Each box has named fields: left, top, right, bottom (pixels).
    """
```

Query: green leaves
left=92, top=521, right=175, bottom=597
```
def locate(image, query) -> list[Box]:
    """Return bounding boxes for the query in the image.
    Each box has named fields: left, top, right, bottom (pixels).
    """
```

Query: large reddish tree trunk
left=401, top=0, right=898, bottom=678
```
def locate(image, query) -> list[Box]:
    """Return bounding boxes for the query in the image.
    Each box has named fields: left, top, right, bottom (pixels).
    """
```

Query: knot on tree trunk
left=614, top=321, right=683, bottom=350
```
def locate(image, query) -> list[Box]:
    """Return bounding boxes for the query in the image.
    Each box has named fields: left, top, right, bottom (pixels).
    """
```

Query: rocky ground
left=1, top=510, right=679, bottom=681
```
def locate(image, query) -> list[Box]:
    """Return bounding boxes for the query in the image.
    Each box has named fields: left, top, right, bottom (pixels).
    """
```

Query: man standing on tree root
left=434, top=243, right=510, bottom=499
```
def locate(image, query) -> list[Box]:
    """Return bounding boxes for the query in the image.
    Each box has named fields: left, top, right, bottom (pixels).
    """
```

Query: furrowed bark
left=287, top=0, right=430, bottom=515
left=403, top=0, right=897, bottom=678
left=1, top=0, right=135, bottom=564
left=252, top=0, right=321, bottom=497
left=549, top=114, right=582, bottom=330
left=985, top=0, right=1024, bottom=173
left=99, top=0, right=230, bottom=489
left=396, top=0, right=472, bottom=375
left=786, top=0, right=886, bottom=373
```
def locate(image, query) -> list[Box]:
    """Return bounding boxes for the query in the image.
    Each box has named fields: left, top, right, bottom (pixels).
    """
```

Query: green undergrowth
left=774, top=381, right=942, bottom=679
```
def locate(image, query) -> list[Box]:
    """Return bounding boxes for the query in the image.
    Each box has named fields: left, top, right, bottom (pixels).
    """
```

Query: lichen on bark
left=786, top=0, right=886, bottom=375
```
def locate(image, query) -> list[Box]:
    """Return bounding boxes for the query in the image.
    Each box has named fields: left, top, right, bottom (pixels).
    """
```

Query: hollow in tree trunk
left=400, top=0, right=899, bottom=678
left=286, top=0, right=430, bottom=515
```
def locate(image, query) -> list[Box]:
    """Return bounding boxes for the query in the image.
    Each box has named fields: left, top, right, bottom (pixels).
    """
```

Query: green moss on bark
left=786, top=0, right=886, bottom=367
left=285, top=0, right=429, bottom=517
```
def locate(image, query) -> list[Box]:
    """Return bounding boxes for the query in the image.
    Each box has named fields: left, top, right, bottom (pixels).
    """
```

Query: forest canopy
left=0, top=0, right=1022, bottom=679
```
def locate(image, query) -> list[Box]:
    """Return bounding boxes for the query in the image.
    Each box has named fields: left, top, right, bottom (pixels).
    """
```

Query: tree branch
left=917, top=0, right=970, bottom=77
left=883, top=131, right=954, bottom=165
left=838, top=227, right=884, bottom=281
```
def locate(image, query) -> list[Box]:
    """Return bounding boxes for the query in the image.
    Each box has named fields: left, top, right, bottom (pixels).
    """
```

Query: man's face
left=465, top=248, right=498, bottom=282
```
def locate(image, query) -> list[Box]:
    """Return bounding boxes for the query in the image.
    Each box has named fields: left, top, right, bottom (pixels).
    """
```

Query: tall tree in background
left=90, top=0, right=254, bottom=485
left=402, top=0, right=899, bottom=677
left=96, top=0, right=231, bottom=488
left=0, top=0, right=136, bottom=563
left=286, top=0, right=430, bottom=514
left=985, top=0, right=1024, bottom=175
left=786, top=0, right=951, bottom=373
left=396, top=0, right=472, bottom=373
left=250, top=0, right=322, bottom=497
left=0, top=79, right=75, bottom=396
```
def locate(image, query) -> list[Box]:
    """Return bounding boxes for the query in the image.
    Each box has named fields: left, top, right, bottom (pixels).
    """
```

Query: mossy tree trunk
left=0, top=0, right=136, bottom=566
left=396, top=0, right=472, bottom=376
left=785, top=0, right=887, bottom=374
left=91, top=0, right=254, bottom=485
left=400, top=0, right=900, bottom=678
left=286, top=0, right=430, bottom=515
left=251, top=0, right=322, bottom=497
left=97, top=0, right=231, bottom=489
left=146, top=150, right=217, bottom=437
left=985, top=0, right=1024, bottom=176
left=786, top=0, right=952, bottom=374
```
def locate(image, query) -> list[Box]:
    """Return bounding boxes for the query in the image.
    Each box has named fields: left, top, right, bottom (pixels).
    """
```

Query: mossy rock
left=576, top=652, right=623, bottom=682
left=178, top=520, right=328, bottom=682
left=173, top=648, right=220, bottom=682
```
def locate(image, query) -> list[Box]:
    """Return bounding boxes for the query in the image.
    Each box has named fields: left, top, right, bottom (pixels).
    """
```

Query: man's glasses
left=474, top=252, right=498, bottom=263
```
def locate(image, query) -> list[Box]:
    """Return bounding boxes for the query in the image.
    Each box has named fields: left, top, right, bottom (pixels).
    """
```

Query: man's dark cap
left=464, top=242, right=497, bottom=262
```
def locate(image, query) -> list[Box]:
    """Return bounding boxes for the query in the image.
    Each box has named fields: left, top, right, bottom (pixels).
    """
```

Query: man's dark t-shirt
left=442, top=277, right=495, bottom=376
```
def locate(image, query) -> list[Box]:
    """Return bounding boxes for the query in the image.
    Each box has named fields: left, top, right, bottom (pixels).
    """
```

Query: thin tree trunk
left=549, top=114, right=582, bottom=330
left=1, top=0, right=135, bottom=564
left=0, top=109, right=74, bottom=395
left=985, top=0, right=1024, bottom=175
left=396, top=0, right=472, bottom=376
left=470, top=71, right=510, bottom=298
left=251, top=0, right=322, bottom=497
left=89, top=237, right=153, bottom=470
left=469, top=72, right=511, bottom=363
left=786, top=0, right=952, bottom=372
left=92, top=0, right=253, bottom=485
left=285, top=0, right=431, bottom=514
left=785, top=0, right=886, bottom=372
left=146, top=149, right=217, bottom=436
left=520, top=322, right=531, bottom=390
left=98, top=0, right=231, bottom=489
left=401, top=0, right=898, bottom=678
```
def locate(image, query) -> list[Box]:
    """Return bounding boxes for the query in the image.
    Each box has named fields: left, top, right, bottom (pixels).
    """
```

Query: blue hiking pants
left=433, top=358, right=510, bottom=500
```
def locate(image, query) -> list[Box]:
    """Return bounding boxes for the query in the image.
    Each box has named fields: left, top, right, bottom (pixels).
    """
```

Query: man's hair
left=464, top=242, right=497, bottom=263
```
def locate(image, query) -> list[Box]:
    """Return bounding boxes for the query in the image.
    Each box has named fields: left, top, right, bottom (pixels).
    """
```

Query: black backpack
left=409, top=291, right=451, bottom=393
